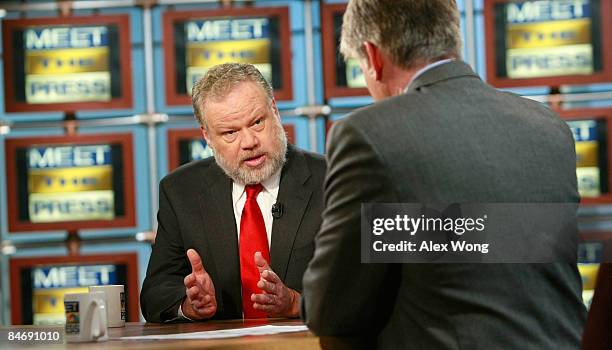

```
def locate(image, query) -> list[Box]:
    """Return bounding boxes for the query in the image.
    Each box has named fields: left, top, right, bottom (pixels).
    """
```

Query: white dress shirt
left=404, top=58, right=455, bottom=93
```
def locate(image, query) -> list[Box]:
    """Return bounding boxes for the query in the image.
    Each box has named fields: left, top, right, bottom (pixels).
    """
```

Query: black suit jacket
left=141, top=145, right=325, bottom=322
left=302, top=61, right=586, bottom=349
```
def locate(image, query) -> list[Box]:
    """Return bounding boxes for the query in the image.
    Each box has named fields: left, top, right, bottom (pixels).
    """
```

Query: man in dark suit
left=141, top=63, right=325, bottom=322
left=302, top=0, right=586, bottom=348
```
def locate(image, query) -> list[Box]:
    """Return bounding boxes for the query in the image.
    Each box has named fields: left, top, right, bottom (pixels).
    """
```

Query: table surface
left=2, top=319, right=320, bottom=350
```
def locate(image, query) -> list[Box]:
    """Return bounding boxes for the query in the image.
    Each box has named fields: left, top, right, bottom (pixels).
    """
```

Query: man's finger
left=191, top=299, right=205, bottom=310
left=191, top=297, right=213, bottom=310
left=251, top=293, right=274, bottom=305
left=184, top=273, right=196, bottom=288
left=197, top=304, right=217, bottom=317
left=186, top=286, right=204, bottom=302
left=202, top=294, right=213, bottom=304
left=253, top=303, right=275, bottom=313
left=257, top=278, right=276, bottom=294
left=261, top=269, right=282, bottom=284
left=187, top=249, right=206, bottom=274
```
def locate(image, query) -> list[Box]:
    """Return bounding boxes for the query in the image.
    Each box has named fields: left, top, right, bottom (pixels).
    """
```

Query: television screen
left=163, top=7, right=293, bottom=105
left=179, top=137, right=214, bottom=166
left=9, top=254, right=139, bottom=325
left=567, top=119, right=608, bottom=197
left=2, top=15, right=132, bottom=113
left=484, top=0, right=612, bottom=87
left=167, top=125, right=295, bottom=170
left=321, top=4, right=369, bottom=99
left=578, top=240, right=605, bottom=309
left=578, top=262, right=599, bottom=308
left=5, top=134, right=136, bottom=232
left=331, top=12, right=365, bottom=89
left=558, top=109, right=612, bottom=204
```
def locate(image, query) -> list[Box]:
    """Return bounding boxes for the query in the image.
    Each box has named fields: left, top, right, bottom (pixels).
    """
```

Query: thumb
left=254, top=251, right=270, bottom=273
left=187, top=249, right=205, bottom=275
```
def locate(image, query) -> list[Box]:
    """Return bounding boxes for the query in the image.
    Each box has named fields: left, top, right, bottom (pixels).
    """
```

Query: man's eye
left=252, top=119, right=264, bottom=129
left=223, top=130, right=236, bottom=136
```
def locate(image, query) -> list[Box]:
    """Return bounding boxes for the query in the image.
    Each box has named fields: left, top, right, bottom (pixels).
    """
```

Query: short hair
left=340, top=0, right=462, bottom=70
left=191, top=63, right=274, bottom=129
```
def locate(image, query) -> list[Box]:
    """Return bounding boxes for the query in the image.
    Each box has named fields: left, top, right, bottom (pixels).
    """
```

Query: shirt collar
left=232, top=167, right=282, bottom=203
left=260, top=168, right=281, bottom=197
left=404, top=58, right=455, bottom=93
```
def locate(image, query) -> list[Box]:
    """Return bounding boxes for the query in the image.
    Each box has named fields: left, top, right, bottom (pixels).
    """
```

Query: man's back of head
left=340, top=0, right=462, bottom=70
left=339, top=0, right=463, bottom=99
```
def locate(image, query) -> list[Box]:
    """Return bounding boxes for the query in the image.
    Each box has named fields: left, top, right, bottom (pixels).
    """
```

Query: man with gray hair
left=302, top=0, right=585, bottom=348
left=141, top=63, right=325, bottom=322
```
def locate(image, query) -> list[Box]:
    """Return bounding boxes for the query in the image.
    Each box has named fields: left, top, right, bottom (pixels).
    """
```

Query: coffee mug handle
left=84, top=299, right=107, bottom=341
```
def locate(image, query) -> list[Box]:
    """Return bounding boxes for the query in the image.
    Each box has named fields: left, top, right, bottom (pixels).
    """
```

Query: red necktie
left=239, top=184, right=270, bottom=319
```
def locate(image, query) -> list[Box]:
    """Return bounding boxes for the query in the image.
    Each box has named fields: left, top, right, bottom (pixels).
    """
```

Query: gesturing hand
left=182, top=248, right=217, bottom=320
left=250, top=251, right=300, bottom=318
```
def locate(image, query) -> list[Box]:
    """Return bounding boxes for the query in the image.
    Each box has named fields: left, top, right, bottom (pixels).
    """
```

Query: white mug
left=89, top=285, right=126, bottom=327
left=64, top=291, right=108, bottom=343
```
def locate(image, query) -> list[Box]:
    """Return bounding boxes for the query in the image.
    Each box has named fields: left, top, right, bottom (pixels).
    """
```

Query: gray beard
left=211, top=124, right=288, bottom=185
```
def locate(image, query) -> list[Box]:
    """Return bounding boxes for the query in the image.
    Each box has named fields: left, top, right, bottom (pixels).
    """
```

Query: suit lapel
left=198, top=164, right=240, bottom=312
left=270, top=146, right=313, bottom=281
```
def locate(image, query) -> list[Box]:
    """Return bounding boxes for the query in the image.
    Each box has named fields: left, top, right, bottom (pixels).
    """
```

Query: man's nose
left=240, top=129, right=259, bottom=149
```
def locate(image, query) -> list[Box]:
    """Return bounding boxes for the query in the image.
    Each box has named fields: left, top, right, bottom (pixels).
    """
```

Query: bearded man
left=141, top=63, right=325, bottom=322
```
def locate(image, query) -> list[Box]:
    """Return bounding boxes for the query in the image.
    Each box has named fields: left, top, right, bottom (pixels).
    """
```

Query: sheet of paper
left=121, top=325, right=309, bottom=340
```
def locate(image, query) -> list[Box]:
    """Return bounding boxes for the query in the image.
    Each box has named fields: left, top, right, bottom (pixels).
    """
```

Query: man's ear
left=200, top=125, right=211, bottom=145
left=271, top=98, right=281, bottom=120
left=363, top=41, right=384, bottom=81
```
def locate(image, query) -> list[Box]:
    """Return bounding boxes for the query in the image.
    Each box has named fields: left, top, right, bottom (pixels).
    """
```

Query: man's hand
left=182, top=248, right=217, bottom=320
left=251, top=252, right=300, bottom=318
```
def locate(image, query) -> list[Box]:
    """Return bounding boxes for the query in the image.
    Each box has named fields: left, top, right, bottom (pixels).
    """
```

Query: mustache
left=240, top=152, right=265, bottom=162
